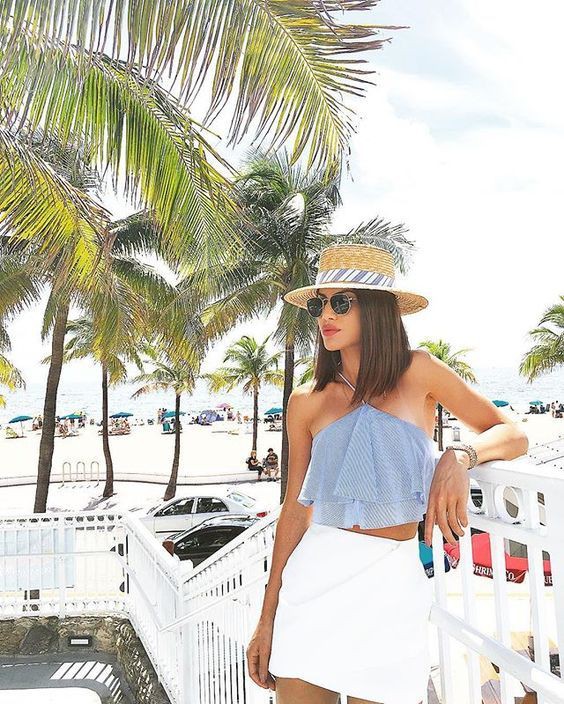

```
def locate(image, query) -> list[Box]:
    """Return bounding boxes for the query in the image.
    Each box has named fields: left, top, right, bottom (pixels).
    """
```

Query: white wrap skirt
left=268, top=522, right=433, bottom=703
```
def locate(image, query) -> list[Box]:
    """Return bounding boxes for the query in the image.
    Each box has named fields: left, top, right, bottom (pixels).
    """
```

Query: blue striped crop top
left=297, top=371, right=440, bottom=529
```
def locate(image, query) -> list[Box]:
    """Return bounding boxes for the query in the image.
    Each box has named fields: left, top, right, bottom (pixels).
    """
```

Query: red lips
left=322, top=326, right=340, bottom=334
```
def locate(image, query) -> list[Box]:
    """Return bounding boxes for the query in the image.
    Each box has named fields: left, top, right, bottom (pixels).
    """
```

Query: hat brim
left=283, top=282, right=429, bottom=316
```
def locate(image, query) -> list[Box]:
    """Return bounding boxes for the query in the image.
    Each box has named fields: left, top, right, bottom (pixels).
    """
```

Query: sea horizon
left=2, top=364, right=563, bottom=426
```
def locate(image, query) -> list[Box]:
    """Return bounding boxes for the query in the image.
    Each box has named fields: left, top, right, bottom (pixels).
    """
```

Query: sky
left=5, top=0, right=564, bottom=384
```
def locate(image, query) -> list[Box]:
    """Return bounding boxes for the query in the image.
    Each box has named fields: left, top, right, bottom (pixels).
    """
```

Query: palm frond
left=0, top=128, right=109, bottom=284
left=0, top=0, right=400, bottom=175
left=1, top=40, right=244, bottom=272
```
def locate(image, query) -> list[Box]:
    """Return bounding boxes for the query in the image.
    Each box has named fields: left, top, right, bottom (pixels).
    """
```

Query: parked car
left=133, top=489, right=269, bottom=537
left=166, top=514, right=260, bottom=566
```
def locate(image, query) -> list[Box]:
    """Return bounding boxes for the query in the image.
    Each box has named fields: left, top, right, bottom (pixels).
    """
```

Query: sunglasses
left=306, top=292, right=357, bottom=318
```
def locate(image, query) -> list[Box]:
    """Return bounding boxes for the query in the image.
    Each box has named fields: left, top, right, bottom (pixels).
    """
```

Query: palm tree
left=131, top=349, right=200, bottom=501
left=0, top=325, right=25, bottom=407
left=519, top=296, right=564, bottom=382
left=203, top=335, right=284, bottom=456
left=182, top=149, right=414, bottom=495
left=1, top=0, right=397, bottom=187
left=59, top=316, right=140, bottom=497
left=417, top=340, right=477, bottom=451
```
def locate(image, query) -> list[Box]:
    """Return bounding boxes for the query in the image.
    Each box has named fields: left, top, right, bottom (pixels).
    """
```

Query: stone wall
left=0, top=615, right=170, bottom=704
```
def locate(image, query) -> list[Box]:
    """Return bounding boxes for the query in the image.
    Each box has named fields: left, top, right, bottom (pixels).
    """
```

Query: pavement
left=0, top=653, right=134, bottom=703
left=0, top=688, right=101, bottom=703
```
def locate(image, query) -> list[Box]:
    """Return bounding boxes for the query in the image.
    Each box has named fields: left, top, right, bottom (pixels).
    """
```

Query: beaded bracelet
left=445, top=443, right=478, bottom=469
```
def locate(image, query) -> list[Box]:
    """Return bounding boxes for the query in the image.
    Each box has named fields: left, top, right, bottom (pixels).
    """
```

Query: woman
left=246, top=449, right=264, bottom=480
left=246, top=243, right=528, bottom=704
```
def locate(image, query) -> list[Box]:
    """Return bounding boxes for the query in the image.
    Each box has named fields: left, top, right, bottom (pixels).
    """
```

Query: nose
left=320, top=300, right=337, bottom=322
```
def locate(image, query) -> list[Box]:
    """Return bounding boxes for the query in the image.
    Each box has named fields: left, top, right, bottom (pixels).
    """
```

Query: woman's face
left=316, top=287, right=361, bottom=351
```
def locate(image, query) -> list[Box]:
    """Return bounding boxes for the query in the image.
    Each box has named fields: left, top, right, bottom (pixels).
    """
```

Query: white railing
left=430, top=457, right=564, bottom=704
left=1, top=456, right=563, bottom=704
left=0, top=511, right=125, bottom=618
left=60, top=459, right=101, bottom=485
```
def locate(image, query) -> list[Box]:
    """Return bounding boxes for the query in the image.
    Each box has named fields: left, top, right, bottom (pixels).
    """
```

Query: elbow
left=508, top=423, right=529, bottom=460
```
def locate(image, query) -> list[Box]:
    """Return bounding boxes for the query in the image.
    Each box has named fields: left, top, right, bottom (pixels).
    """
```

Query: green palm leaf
left=0, top=128, right=109, bottom=284
left=0, top=0, right=400, bottom=175
left=1, top=40, right=243, bottom=271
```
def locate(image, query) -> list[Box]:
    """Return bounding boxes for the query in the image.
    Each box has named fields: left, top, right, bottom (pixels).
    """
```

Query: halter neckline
left=335, top=370, right=431, bottom=441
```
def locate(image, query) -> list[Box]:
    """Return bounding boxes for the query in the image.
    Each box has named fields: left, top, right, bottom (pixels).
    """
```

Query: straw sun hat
left=283, top=243, right=429, bottom=316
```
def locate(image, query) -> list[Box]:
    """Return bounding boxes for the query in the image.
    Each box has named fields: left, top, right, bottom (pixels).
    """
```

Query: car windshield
left=227, top=492, right=255, bottom=508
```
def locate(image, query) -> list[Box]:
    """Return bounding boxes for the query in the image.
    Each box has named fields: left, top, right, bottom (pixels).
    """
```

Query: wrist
left=453, top=449, right=471, bottom=468
left=445, top=446, right=472, bottom=469
left=259, top=613, right=275, bottom=627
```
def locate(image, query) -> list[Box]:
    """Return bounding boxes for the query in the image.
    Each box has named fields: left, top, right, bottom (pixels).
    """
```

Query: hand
left=424, top=449, right=470, bottom=547
left=246, top=620, right=277, bottom=691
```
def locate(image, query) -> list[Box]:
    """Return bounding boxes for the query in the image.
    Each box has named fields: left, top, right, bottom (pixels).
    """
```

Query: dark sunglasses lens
left=331, top=294, right=351, bottom=314
left=306, top=297, right=324, bottom=317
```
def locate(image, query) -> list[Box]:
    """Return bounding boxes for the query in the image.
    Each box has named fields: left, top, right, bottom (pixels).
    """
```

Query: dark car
left=166, top=514, right=260, bottom=566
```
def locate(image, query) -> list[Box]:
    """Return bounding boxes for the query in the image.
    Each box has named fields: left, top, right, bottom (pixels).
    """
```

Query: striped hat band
left=283, top=243, right=429, bottom=316
left=316, top=268, right=395, bottom=288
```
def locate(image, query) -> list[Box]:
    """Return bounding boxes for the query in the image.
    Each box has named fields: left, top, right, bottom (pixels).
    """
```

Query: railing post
left=61, top=461, right=71, bottom=486
left=57, top=521, right=66, bottom=618
left=544, top=485, right=564, bottom=682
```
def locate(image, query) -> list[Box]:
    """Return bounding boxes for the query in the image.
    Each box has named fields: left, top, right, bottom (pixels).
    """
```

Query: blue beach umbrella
left=529, top=400, right=543, bottom=406
left=110, top=411, right=134, bottom=418
left=265, top=407, right=283, bottom=415
left=9, top=415, right=33, bottom=437
left=492, top=400, right=509, bottom=407
left=162, top=410, right=186, bottom=419
left=418, top=540, right=452, bottom=578
left=9, top=415, right=33, bottom=423
left=60, top=413, right=82, bottom=420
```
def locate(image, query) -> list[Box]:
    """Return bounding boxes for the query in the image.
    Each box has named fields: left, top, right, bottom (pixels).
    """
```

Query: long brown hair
left=311, top=288, right=412, bottom=406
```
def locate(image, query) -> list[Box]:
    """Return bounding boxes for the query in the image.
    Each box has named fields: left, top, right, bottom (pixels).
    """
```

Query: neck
left=337, top=349, right=361, bottom=386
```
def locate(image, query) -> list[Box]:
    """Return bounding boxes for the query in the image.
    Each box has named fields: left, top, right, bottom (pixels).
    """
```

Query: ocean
left=1, top=365, right=564, bottom=426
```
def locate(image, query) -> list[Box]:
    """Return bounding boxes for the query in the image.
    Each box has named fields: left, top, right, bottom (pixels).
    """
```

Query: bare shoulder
left=287, top=380, right=334, bottom=437
left=287, top=381, right=316, bottom=429
left=409, top=348, right=433, bottom=372
left=402, top=349, right=434, bottom=393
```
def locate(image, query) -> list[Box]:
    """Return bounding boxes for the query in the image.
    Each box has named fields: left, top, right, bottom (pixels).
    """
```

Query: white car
left=134, top=490, right=269, bottom=537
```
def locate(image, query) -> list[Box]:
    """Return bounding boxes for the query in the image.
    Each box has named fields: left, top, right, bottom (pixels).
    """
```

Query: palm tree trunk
left=34, top=300, right=69, bottom=513
left=164, top=393, right=182, bottom=501
left=252, top=385, right=259, bottom=453
left=280, top=338, right=294, bottom=500
left=101, top=363, right=114, bottom=498
left=437, top=403, right=444, bottom=451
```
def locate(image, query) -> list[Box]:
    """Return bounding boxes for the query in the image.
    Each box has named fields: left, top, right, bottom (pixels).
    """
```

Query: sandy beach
left=0, top=408, right=563, bottom=515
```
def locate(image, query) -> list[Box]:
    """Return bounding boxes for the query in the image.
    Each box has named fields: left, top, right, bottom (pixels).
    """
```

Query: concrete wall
left=0, top=615, right=170, bottom=704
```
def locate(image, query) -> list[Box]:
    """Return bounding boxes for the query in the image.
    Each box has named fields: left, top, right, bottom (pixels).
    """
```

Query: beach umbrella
left=216, top=403, right=232, bottom=410
left=110, top=411, right=134, bottom=418
left=265, top=407, right=283, bottom=415
left=60, top=413, right=82, bottom=420
left=529, top=400, right=543, bottom=406
left=418, top=540, right=452, bottom=578
left=492, top=400, right=509, bottom=407
left=162, top=410, right=186, bottom=419
left=443, top=532, right=552, bottom=586
left=9, top=415, right=33, bottom=437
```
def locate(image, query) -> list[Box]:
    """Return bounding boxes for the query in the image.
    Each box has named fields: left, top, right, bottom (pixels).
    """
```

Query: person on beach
left=246, top=450, right=264, bottom=480
left=245, top=243, right=528, bottom=703
left=264, top=448, right=279, bottom=481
